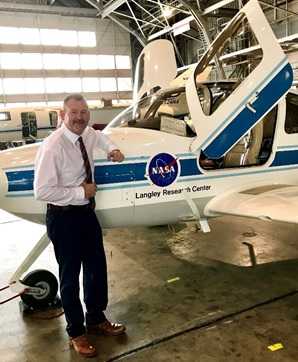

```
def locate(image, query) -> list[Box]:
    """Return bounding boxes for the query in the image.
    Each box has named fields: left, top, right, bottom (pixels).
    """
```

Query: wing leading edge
left=205, top=185, right=298, bottom=224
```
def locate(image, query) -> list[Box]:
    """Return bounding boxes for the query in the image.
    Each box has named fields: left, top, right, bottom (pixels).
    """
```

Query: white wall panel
left=0, top=9, right=132, bottom=105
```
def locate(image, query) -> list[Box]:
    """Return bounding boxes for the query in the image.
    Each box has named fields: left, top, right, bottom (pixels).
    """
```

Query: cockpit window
left=0, top=112, right=11, bottom=121
left=285, top=92, right=298, bottom=134
left=107, top=93, right=153, bottom=129
left=193, top=13, right=263, bottom=115
left=108, top=88, right=194, bottom=137
left=107, top=82, right=238, bottom=136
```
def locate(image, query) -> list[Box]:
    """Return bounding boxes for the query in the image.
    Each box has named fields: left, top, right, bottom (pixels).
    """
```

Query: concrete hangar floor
left=1, top=210, right=298, bottom=362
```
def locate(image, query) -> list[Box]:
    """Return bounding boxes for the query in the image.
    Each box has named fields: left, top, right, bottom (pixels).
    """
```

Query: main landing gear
left=1, top=233, right=61, bottom=311
left=20, top=269, right=58, bottom=309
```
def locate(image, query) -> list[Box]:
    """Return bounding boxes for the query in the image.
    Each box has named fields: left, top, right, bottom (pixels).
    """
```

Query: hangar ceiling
left=2, top=1, right=297, bottom=58
left=1, top=0, right=298, bottom=70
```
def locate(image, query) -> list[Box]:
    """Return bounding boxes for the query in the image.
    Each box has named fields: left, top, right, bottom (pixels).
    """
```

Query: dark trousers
left=46, top=206, right=108, bottom=338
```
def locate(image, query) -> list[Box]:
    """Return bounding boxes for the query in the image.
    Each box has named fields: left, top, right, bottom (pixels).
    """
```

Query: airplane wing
left=205, top=185, right=298, bottom=224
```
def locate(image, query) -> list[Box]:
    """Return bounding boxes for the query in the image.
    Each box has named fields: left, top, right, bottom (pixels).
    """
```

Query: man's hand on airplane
left=81, top=182, right=97, bottom=199
left=108, top=149, right=124, bottom=162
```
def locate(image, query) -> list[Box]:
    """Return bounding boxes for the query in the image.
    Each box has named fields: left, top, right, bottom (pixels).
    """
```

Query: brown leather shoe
left=87, top=320, right=126, bottom=336
left=69, top=334, right=97, bottom=358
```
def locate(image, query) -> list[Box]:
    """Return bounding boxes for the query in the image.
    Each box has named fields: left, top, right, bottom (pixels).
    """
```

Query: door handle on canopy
left=246, top=92, right=259, bottom=113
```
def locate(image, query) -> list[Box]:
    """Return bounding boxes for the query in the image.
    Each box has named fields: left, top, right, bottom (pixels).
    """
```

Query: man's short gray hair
left=63, top=94, right=87, bottom=109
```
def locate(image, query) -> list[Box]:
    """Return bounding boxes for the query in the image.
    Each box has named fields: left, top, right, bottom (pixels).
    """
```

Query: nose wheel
left=20, top=269, right=58, bottom=309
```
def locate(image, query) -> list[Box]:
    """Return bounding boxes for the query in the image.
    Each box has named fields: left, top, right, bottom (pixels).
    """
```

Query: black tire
left=20, top=269, right=58, bottom=309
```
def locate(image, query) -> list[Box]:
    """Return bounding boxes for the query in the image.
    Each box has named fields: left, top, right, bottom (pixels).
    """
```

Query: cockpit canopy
left=107, top=81, right=237, bottom=137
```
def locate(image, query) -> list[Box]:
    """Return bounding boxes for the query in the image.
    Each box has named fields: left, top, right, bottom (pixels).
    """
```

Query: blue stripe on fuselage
left=180, top=158, right=200, bottom=177
left=94, top=162, right=146, bottom=184
left=94, top=157, right=201, bottom=185
left=271, top=149, right=298, bottom=167
left=5, top=150, right=298, bottom=193
left=6, top=170, right=34, bottom=192
left=5, top=157, right=201, bottom=192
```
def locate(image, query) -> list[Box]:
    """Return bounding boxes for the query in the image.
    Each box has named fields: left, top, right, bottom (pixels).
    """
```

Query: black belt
left=47, top=203, right=92, bottom=212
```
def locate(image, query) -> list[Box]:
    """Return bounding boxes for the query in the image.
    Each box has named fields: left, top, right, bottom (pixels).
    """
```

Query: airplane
left=0, top=105, right=126, bottom=150
left=0, top=0, right=297, bottom=309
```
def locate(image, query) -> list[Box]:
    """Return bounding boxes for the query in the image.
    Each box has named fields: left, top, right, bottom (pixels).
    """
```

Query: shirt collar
left=62, top=124, right=88, bottom=145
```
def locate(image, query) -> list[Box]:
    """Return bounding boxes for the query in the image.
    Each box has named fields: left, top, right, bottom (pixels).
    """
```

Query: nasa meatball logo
left=146, top=153, right=180, bottom=187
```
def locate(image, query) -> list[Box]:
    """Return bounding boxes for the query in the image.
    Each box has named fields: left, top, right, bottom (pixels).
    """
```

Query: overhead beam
left=259, top=0, right=298, bottom=17
left=148, top=15, right=192, bottom=40
left=148, top=0, right=236, bottom=41
left=206, top=8, right=238, bottom=18
left=84, top=0, right=129, bottom=19
left=101, top=0, right=127, bottom=18
left=113, top=10, right=164, bottom=29
left=203, top=0, right=236, bottom=15
left=0, top=1, right=97, bottom=16
left=108, top=13, right=147, bottom=46
left=220, top=32, right=298, bottom=62
left=83, top=0, right=100, bottom=10
left=84, top=0, right=147, bottom=47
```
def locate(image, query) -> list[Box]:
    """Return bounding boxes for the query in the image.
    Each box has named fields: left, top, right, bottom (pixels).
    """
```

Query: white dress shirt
left=34, top=124, right=117, bottom=206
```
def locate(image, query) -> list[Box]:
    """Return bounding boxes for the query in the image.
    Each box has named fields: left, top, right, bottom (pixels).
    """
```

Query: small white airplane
left=0, top=0, right=297, bottom=308
left=0, top=106, right=125, bottom=150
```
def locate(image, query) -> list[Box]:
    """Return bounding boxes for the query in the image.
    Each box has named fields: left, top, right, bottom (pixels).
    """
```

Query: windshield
left=106, top=92, right=157, bottom=129
left=105, top=104, right=134, bottom=129
left=106, top=82, right=236, bottom=134
left=107, top=88, right=188, bottom=131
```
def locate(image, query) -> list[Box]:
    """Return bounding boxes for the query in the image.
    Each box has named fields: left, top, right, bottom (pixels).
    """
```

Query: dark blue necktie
left=78, top=136, right=95, bottom=210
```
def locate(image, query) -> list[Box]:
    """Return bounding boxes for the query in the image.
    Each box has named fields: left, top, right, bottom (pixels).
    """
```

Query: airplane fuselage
left=0, top=95, right=297, bottom=229
left=0, top=0, right=296, bottom=231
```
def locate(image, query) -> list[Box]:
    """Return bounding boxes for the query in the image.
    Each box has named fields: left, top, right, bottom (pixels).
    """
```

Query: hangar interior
left=1, top=0, right=298, bottom=361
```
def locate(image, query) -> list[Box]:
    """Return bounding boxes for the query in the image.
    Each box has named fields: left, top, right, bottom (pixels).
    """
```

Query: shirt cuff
left=108, top=144, right=119, bottom=153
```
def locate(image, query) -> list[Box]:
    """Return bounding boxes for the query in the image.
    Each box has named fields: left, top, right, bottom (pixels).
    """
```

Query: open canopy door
left=186, top=0, right=293, bottom=159
left=133, top=39, right=177, bottom=104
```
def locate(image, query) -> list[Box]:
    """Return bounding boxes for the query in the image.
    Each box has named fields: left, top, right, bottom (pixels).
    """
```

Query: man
left=34, top=94, right=125, bottom=358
